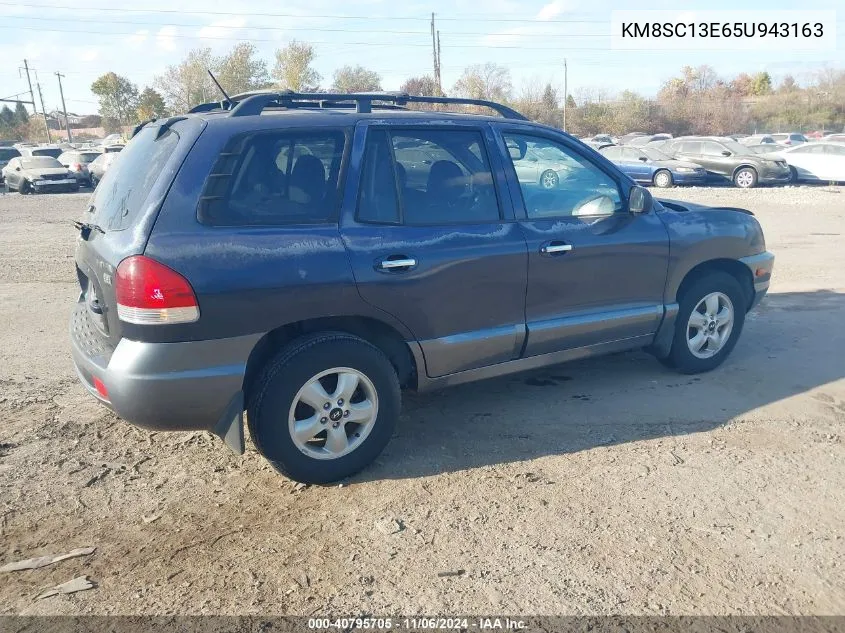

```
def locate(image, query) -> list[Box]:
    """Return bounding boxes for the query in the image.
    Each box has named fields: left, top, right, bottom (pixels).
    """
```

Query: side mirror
left=15, top=166, right=21, bottom=171
left=721, top=150, right=732, bottom=157
left=628, top=185, right=652, bottom=214
left=638, top=156, right=648, bottom=162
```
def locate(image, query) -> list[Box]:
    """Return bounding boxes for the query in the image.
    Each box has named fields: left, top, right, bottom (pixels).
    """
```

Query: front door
left=496, top=127, right=670, bottom=357
left=341, top=123, right=528, bottom=378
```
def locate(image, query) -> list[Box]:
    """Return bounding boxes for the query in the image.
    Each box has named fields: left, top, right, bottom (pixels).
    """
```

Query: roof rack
left=188, top=90, right=527, bottom=121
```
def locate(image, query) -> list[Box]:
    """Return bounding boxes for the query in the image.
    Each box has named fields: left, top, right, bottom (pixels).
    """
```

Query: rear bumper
left=739, top=251, right=775, bottom=309
left=69, top=305, right=260, bottom=434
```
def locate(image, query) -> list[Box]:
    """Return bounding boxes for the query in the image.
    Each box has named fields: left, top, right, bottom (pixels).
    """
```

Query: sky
left=0, top=0, right=842, bottom=116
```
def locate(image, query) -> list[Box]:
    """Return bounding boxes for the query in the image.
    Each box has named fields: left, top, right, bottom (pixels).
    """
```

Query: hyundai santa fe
left=69, top=91, right=774, bottom=483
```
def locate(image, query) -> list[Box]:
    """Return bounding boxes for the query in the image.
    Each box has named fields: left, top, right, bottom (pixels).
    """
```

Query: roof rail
left=189, top=90, right=528, bottom=120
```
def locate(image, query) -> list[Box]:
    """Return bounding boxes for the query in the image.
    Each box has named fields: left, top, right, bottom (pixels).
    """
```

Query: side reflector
left=93, top=377, right=109, bottom=400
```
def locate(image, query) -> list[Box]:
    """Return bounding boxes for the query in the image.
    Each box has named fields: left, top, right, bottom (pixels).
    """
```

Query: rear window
left=31, top=148, right=62, bottom=158
left=22, top=157, right=62, bottom=169
left=89, top=126, right=180, bottom=232
left=79, top=152, right=101, bottom=163
left=0, top=148, right=20, bottom=160
left=199, top=130, right=346, bottom=226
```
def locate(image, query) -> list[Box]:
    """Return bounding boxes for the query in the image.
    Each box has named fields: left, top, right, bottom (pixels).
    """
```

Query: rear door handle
left=377, top=256, right=417, bottom=272
left=540, top=241, right=573, bottom=255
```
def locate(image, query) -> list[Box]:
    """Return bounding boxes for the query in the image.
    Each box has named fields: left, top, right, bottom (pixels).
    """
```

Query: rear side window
left=90, top=126, right=179, bottom=231
left=200, top=130, right=346, bottom=226
left=357, top=128, right=500, bottom=225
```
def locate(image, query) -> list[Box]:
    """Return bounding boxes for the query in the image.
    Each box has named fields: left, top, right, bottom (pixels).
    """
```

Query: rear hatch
left=73, top=117, right=205, bottom=351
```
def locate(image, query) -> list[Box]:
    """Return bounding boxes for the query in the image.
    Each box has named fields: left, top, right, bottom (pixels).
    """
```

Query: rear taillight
left=115, top=256, right=199, bottom=325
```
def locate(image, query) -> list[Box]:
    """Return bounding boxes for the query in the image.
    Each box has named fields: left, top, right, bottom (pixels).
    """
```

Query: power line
left=0, top=24, right=622, bottom=49
left=0, top=14, right=610, bottom=36
left=0, top=1, right=610, bottom=22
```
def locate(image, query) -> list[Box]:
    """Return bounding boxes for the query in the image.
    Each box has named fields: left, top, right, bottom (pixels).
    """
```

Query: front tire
left=663, top=272, right=747, bottom=374
left=247, top=332, right=400, bottom=484
left=789, top=166, right=798, bottom=183
left=540, top=169, right=559, bottom=190
left=653, top=170, right=673, bottom=188
left=733, top=167, right=757, bottom=189
left=19, top=179, right=31, bottom=195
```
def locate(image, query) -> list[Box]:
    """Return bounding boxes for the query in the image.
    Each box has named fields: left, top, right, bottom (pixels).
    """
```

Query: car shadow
left=356, top=290, right=845, bottom=481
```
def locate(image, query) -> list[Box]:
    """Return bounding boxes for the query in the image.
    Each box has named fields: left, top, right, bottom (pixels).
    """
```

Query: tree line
left=4, top=41, right=844, bottom=142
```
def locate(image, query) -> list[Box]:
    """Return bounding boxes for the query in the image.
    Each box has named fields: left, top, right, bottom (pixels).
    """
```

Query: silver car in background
left=58, top=150, right=103, bottom=187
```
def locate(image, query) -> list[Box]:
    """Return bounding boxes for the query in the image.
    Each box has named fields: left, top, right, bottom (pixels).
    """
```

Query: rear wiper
left=72, top=220, right=105, bottom=237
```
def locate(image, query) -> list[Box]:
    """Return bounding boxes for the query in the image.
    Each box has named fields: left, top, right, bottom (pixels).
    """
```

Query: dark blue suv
left=69, top=92, right=774, bottom=483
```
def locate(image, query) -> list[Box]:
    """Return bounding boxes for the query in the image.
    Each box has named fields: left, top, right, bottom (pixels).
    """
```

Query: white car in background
left=769, top=142, right=845, bottom=183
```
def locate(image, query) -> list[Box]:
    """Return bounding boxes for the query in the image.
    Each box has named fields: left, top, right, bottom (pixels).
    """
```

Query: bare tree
left=272, top=40, right=321, bottom=91
left=400, top=75, right=440, bottom=96
left=331, top=65, right=382, bottom=93
left=452, top=63, right=512, bottom=102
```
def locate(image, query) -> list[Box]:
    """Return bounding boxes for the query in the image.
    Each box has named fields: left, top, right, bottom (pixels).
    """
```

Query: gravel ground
left=0, top=185, right=843, bottom=616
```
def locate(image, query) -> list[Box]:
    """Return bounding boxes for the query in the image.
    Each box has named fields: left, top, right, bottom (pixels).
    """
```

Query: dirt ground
left=0, top=185, right=843, bottom=616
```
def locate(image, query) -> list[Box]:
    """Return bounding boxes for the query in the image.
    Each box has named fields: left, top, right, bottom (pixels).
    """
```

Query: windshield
left=90, top=126, right=180, bottom=231
left=31, top=148, right=62, bottom=158
left=642, top=147, right=672, bottom=161
left=22, top=157, right=62, bottom=169
left=720, top=140, right=752, bottom=155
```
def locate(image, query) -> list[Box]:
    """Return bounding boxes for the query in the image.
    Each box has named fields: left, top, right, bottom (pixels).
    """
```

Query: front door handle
left=540, top=241, right=573, bottom=255
left=377, top=256, right=417, bottom=272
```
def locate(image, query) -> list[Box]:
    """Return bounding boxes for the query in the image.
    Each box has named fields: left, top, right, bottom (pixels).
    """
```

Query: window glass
left=200, top=130, right=345, bottom=226
left=702, top=142, right=727, bottom=156
left=621, top=148, right=644, bottom=161
left=793, top=145, right=823, bottom=154
left=503, top=133, right=622, bottom=219
left=679, top=141, right=702, bottom=154
left=390, top=129, right=500, bottom=225
left=357, top=130, right=400, bottom=224
left=600, top=146, right=622, bottom=160
left=823, top=145, right=845, bottom=156
left=0, top=148, right=20, bottom=160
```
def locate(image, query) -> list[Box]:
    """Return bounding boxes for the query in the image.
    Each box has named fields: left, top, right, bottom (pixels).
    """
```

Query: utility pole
left=55, top=72, right=72, bottom=144
left=436, top=31, right=442, bottom=95
left=21, top=59, right=37, bottom=123
left=563, top=58, right=568, bottom=132
left=431, top=13, right=441, bottom=94
left=36, top=80, right=52, bottom=143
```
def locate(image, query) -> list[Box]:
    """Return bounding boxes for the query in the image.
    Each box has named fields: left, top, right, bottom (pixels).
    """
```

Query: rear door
left=341, top=122, right=528, bottom=378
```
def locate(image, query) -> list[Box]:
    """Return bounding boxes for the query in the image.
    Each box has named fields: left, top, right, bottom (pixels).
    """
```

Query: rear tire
left=733, top=167, right=757, bottom=188
left=247, top=332, right=400, bottom=484
left=664, top=272, right=747, bottom=374
left=653, top=170, right=673, bottom=188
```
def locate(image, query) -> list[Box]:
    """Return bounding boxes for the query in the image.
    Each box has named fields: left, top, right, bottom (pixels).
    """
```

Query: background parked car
left=0, top=146, right=21, bottom=183
left=822, top=133, right=845, bottom=143
left=628, top=133, right=673, bottom=147
left=662, top=137, right=792, bottom=188
left=745, top=144, right=779, bottom=155
left=511, top=140, right=578, bottom=189
left=618, top=132, right=648, bottom=145
left=599, top=145, right=706, bottom=187
left=58, top=150, right=102, bottom=187
left=771, top=133, right=808, bottom=146
left=2, top=156, right=79, bottom=194
left=18, top=145, right=63, bottom=159
left=767, top=142, right=845, bottom=183
left=740, top=134, right=776, bottom=146
left=102, top=144, right=124, bottom=154
left=88, top=152, right=120, bottom=186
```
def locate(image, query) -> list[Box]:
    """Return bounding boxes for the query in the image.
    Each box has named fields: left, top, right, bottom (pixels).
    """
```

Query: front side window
left=702, top=142, right=727, bottom=156
left=600, top=146, right=623, bottom=160
left=357, top=128, right=500, bottom=226
left=200, top=130, right=346, bottom=226
left=622, top=148, right=645, bottom=162
left=503, top=133, right=622, bottom=219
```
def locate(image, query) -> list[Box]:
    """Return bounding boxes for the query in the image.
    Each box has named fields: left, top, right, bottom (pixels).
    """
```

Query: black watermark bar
left=1, top=617, right=844, bottom=633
